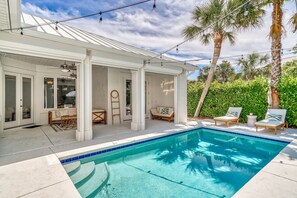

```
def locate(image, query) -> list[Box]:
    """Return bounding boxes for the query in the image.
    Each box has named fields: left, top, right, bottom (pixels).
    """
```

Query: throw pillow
left=267, top=114, right=282, bottom=121
left=226, top=111, right=238, bottom=117
left=161, top=107, right=169, bottom=115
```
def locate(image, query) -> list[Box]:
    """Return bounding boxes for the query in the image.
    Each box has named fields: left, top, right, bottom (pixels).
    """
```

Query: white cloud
left=21, top=0, right=297, bottom=70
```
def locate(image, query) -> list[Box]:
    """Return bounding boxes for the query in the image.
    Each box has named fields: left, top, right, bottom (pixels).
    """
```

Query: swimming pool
left=62, top=128, right=288, bottom=198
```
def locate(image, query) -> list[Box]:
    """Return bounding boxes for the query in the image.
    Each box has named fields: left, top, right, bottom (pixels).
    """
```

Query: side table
left=247, top=115, right=257, bottom=127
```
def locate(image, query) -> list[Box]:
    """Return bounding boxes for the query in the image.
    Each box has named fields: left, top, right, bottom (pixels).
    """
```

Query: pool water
left=63, top=129, right=288, bottom=198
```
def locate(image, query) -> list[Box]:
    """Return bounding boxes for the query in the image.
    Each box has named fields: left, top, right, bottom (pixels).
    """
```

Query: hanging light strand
left=0, top=0, right=153, bottom=32
left=147, top=0, right=253, bottom=62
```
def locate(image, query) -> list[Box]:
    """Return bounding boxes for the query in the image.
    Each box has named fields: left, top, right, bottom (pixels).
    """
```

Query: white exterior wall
left=146, top=73, right=174, bottom=109
left=174, top=71, right=188, bottom=123
left=107, top=67, right=131, bottom=125
left=0, top=60, right=3, bottom=132
left=92, top=66, right=108, bottom=110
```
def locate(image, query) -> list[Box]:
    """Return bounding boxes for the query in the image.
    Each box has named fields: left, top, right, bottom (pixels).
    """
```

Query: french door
left=4, top=73, right=34, bottom=129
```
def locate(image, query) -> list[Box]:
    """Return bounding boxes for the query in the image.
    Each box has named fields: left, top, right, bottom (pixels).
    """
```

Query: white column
left=76, top=62, right=84, bottom=141
left=174, top=70, right=187, bottom=124
left=0, top=61, right=3, bottom=132
left=131, top=67, right=145, bottom=130
left=84, top=50, right=93, bottom=140
left=76, top=50, right=93, bottom=141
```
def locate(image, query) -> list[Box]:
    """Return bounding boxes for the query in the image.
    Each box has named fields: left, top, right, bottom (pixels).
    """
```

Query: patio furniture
left=247, top=114, right=257, bottom=126
left=92, top=109, right=107, bottom=124
left=214, top=107, right=243, bottom=127
left=150, top=106, right=174, bottom=122
left=255, top=109, right=287, bottom=135
left=48, top=108, right=77, bottom=126
left=61, top=115, right=77, bottom=129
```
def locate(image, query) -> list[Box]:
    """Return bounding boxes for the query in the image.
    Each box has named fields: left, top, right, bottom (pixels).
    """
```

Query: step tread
left=70, top=162, right=95, bottom=185
left=78, top=163, right=109, bottom=198
left=63, top=161, right=81, bottom=174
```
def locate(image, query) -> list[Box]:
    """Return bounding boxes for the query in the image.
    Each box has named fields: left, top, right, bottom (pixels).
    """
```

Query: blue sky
left=21, top=0, right=297, bottom=80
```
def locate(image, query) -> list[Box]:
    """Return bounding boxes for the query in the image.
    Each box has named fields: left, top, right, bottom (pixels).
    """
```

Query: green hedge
left=279, top=77, right=297, bottom=126
left=188, top=77, right=297, bottom=126
left=188, top=78, right=269, bottom=123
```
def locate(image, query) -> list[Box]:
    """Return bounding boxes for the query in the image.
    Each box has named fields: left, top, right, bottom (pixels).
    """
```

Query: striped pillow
left=226, top=111, right=238, bottom=117
left=267, top=114, right=282, bottom=121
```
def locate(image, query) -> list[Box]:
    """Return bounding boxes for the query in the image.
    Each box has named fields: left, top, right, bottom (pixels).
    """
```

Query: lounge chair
left=255, top=109, right=287, bottom=135
left=213, top=107, right=242, bottom=127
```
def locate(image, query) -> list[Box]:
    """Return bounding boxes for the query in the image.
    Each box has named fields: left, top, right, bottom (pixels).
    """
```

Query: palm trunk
left=194, top=34, right=222, bottom=117
left=270, top=0, right=282, bottom=108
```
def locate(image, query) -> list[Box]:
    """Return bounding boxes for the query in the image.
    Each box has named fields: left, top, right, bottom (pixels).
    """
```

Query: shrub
left=279, top=77, right=297, bottom=126
left=188, top=78, right=269, bottom=123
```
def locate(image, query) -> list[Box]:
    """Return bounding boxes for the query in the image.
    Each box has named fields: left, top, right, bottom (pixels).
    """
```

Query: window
left=44, top=78, right=54, bottom=108
left=57, top=78, right=76, bottom=108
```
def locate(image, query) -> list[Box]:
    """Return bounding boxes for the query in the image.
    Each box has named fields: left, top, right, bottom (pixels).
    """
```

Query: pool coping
left=57, top=125, right=297, bottom=198
left=59, top=126, right=290, bottom=164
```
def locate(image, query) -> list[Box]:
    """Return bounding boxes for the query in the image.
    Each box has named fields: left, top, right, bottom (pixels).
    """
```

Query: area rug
left=51, top=124, right=76, bottom=132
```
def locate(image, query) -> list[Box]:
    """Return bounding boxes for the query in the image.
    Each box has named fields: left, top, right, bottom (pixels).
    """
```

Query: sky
left=21, top=0, right=297, bottom=80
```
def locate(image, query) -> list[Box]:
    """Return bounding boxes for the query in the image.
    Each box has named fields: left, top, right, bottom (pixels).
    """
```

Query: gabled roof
left=21, top=13, right=197, bottom=72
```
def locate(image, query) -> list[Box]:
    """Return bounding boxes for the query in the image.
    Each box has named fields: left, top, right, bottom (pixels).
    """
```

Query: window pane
left=22, top=77, right=31, bottom=119
left=126, top=80, right=132, bottom=116
left=44, top=78, right=54, bottom=108
left=57, top=78, right=76, bottom=108
left=5, top=75, right=16, bottom=122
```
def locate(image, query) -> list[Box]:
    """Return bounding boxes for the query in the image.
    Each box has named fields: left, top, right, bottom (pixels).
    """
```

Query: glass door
left=4, top=73, right=34, bottom=128
left=4, top=74, right=18, bottom=128
left=123, top=79, right=132, bottom=120
left=20, top=75, right=34, bottom=125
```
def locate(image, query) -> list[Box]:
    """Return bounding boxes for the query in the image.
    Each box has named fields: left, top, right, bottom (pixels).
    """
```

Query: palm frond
left=289, top=13, right=297, bottom=33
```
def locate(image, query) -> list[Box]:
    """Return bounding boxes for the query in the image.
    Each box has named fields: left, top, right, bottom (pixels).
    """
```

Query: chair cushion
left=256, top=119, right=284, bottom=127
left=214, top=116, right=237, bottom=121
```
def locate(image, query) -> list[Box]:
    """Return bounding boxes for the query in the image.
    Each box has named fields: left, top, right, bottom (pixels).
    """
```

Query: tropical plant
left=290, top=0, right=297, bottom=32
left=265, top=0, right=297, bottom=108
left=282, top=60, right=297, bottom=77
left=215, top=60, right=235, bottom=83
left=197, top=66, right=210, bottom=82
left=237, top=53, right=269, bottom=80
left=183, top=0, right=265, bottom=117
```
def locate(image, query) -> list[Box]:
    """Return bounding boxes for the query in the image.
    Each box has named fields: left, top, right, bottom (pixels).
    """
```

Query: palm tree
left=266, top=0, right=297, bottom=108
left=215, top=60, right=235, bottom=83
left=197, top=66, right=210, bottom=82
left=237, top=53, right=269, bottom=80
left=183, top=0, right=265, bottom=117
left=290, top=0, right=297, bottom=33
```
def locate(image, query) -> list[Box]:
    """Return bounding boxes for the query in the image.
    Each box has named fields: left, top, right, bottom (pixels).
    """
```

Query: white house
left=0, top=0, right=196, bottom=141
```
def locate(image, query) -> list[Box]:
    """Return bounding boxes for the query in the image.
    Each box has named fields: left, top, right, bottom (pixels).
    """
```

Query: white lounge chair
left=255, top=109, right=287, bottom=135
left=213, top=107, right=243, bottom=127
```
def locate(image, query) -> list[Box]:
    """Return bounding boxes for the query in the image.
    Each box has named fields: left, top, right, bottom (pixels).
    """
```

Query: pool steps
left=64, top=161, right=81, bottom=175
left=63, top=162, right=110, bottom=197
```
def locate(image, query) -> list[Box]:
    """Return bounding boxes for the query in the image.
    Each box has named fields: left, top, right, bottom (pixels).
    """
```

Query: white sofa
left=150, top=106, right=174, bottom=122
left=48, top=108, right=77, bottom=126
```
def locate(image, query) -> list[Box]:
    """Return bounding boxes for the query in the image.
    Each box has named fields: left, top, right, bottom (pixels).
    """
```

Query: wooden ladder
left=110, top=90, right=121, bottom=124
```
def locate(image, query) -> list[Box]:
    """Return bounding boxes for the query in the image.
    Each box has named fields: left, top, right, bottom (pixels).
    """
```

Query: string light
left=148, top=47, right=294, bottom=65
left=20, top=28, right=23, bottom=35
left=153, top=0, right=156, bottom=9
left=161, top=62, right=163, bottom=67
left=0, top=0, right=152, bottom=32
left=147, top=0, right=253, bottom=62
left=55, top=21, right=58, bottom=30
left=99, top=12, right=103, bottom=23
left=176, top=45, right=179, bottom=53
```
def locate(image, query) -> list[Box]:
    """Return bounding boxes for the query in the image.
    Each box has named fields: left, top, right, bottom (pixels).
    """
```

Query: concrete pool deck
left=0, top=119, right=297, bottom=197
